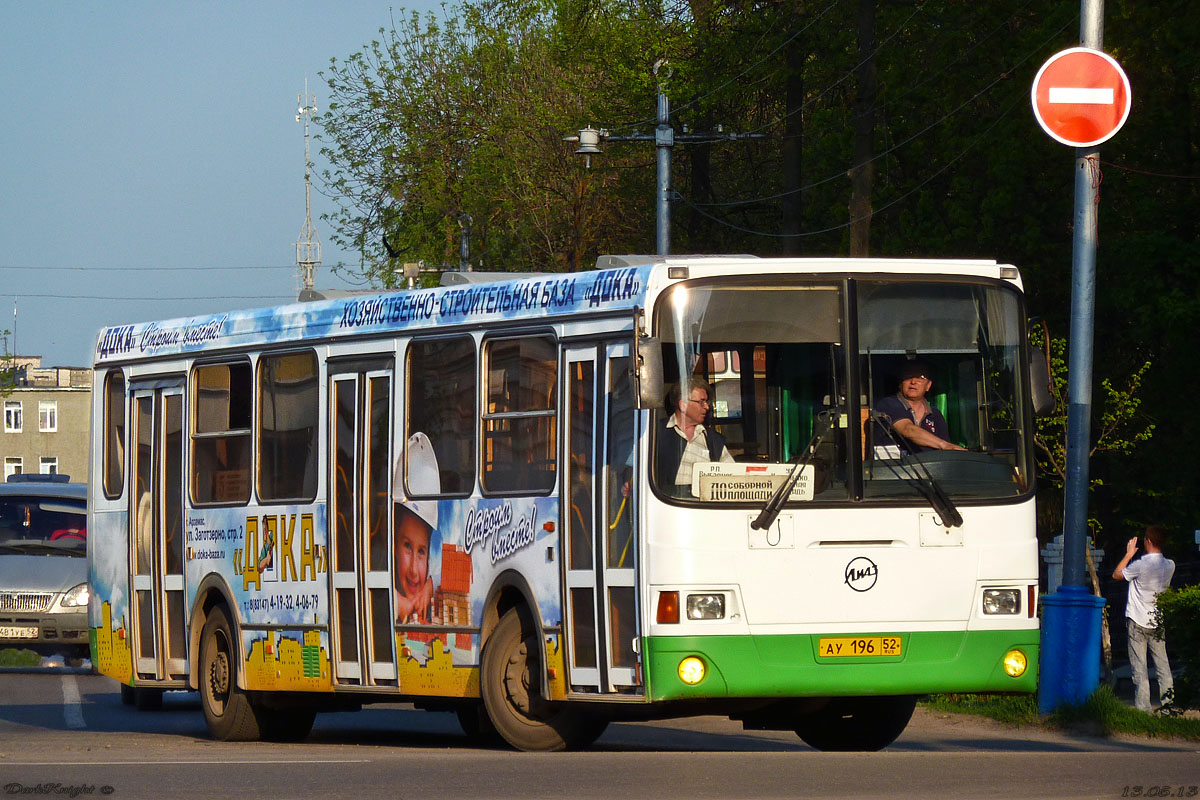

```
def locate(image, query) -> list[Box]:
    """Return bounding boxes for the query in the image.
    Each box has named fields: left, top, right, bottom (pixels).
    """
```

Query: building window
left=4, top=401, right=21, bottom=433
left=3, top=457, right=21, bottom=479
left=40, top=457, right=58, bottom=475
left=39, top=401, right=57, bottom=432
left=191, top=361, right=252, bottom=505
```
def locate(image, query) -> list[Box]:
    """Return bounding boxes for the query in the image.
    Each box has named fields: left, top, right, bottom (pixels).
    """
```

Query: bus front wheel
left=199, top=605, right=262, bottom=742
left=481, top=608, right=607, bottom=751
left=794, top=695, right=917, bottom=751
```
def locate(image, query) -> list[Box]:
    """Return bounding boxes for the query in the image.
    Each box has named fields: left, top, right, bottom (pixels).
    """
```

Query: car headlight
left=982, top=588, right=1021, bottom=615
left=686, top=593, right=726, bottom=620
left=59, top=583, right=90, bottom=609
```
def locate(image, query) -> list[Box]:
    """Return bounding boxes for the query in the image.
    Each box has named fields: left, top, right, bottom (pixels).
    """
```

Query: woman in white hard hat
left=393, top=432, right=440, bottom=624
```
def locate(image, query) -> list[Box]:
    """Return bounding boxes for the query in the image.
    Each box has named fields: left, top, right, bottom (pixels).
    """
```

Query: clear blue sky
left=1, top=1, right=442, bottom=367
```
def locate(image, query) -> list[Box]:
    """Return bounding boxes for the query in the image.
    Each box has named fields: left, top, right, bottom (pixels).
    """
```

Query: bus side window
left=481, top=335, right=557, bottom=494
left=258, top=351, right=319, bottom=502
left=406, top=336, right=476, bottom=497
left=191, top=362, right=252, bottom=505
left=103, top=370, right=126, bottom=498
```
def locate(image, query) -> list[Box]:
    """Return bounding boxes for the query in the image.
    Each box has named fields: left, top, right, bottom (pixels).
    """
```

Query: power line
left=1100, top=160, right=1200, bottom=180
left=0, top=264, right=298, bottom=272
left=691, top=10, right=1077, bottom=210
left=608, top=0, right=845, bottom=134
left=745, top=1, right=929, bottom=138
left=679, top=89, right=1025, bottom=239
left=0, top=293, right=298, bottom=301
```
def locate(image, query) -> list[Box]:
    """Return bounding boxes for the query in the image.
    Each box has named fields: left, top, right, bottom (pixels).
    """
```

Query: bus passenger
left=874, top=361, right=966, bottom=454
left=656, top=377, right=734, bottom=497
left=394, top=432, right=440, bottom=624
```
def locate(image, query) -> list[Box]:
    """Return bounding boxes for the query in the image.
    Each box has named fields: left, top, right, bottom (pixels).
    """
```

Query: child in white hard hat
left=393, top=432, right=440, bottom=624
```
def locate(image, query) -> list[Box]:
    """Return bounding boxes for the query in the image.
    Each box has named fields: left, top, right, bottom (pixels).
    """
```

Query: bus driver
left=874, top=361, right=966, bottom=454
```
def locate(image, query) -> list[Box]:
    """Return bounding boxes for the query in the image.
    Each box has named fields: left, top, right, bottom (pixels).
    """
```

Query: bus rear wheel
left=794, top=695, right=917, bottom=752
left=481, top=608, right=607, bottom=751
left=199, top=605, right=263, bottom=742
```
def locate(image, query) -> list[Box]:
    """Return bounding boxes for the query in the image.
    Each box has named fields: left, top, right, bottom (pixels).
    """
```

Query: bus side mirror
left=636, top=337, right=664, bottom=410
left=1030, top=346, right=1055, bottom=417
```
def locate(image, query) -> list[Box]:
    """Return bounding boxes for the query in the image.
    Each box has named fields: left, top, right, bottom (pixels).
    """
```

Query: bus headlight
left=1003, top=649, right=1028, bottom=678
left=678, top=656, right=706, bottom=685
left=686, top=593, right=725, bottom=620
left=982, top=589, right=1021, bottom=615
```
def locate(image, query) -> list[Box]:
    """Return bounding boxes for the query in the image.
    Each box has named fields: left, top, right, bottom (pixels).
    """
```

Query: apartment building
left=2, top=356, right=91, bottom=482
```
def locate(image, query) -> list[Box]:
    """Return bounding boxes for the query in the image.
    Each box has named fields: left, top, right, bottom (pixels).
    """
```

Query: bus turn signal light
left=657, top=591, right=680, bottom=624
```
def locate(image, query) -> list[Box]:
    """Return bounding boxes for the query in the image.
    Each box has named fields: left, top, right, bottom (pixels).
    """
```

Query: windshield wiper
left=751, top=411, right=835, bottom=531
left=867, top=412, right=963, bottom=528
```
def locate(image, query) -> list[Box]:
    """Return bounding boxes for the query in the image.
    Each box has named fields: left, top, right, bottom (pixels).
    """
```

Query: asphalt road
left=0, top=671, right=1196, bottom=800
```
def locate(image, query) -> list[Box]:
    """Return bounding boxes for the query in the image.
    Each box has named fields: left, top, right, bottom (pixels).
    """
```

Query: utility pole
left=295, top=80, right=322, bottom=294
left=1032, top=0, right=1132, bottom=713
left=567, top=61, right=764, bottom=256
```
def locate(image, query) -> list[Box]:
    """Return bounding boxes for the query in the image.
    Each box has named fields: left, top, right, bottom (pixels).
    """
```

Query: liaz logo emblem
left=844, top=557, right=878, bottom=592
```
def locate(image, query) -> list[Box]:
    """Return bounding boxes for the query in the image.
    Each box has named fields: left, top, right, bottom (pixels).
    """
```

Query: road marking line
left=62, top=674, right=85, bottom=729
left=5, top=760, right=372, bottom=766
left=1049, top=87, right=1114, bottom=105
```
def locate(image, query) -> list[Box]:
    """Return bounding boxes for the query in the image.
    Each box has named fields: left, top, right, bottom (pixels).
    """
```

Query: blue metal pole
left=655, top=84, right=672, bottom=256
left=1061, top=147, right=1099, bottom=588
left=1038, top=0, right=1107, bottom=714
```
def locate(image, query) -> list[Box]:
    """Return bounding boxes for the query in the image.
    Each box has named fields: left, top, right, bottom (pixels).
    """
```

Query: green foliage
left=317, top=0, right=1200, bottom=541
left=1156, top=584, right=1200, bottom=710
left=0, top=648, right=43, bottom=668
left=1048, top=685, right=1200, bottom=740
left=924, top=693, right=1040, bottom=726
left=0, top=327, right=13, bottom=397
left=929, top=688, right=1200, bottom=740
left=1027, top=324, right=1155, bottom=548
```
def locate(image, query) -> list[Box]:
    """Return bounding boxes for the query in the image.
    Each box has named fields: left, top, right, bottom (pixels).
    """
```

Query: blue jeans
left=1127, top=618, right=1173, bottom=711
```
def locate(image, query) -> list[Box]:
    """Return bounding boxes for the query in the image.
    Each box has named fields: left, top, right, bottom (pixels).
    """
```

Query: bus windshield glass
left=652, top=278, right=1033, bottom=505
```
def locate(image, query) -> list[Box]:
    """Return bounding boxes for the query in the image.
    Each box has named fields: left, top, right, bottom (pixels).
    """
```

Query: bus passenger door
left=328, top=363, right=396, bottom=687
left=129, top=384, right=187, bottom=682
left=563, top=342, right=641, bottom=694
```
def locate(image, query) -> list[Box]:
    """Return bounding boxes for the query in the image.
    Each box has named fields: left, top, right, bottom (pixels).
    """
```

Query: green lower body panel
left=644, top=629, right=1038, bottom=701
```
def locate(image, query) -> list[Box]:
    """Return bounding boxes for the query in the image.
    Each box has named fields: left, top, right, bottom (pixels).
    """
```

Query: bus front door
left=563, top=342, right=641, bottom=695
left=328, top=363, right=396, bottom=688
left=129, top=384, right=187, bottom=683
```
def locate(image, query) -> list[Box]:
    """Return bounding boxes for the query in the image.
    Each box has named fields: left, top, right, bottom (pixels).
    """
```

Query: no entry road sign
left=1032, top=47, right=1131, bottom=147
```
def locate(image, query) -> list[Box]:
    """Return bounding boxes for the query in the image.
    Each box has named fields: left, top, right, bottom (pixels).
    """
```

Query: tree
left=320, top=1, right=667, bottom=280
left=317, top=0, right=1200, bottom=548
left=1031, top=326, right=1156, bottom=544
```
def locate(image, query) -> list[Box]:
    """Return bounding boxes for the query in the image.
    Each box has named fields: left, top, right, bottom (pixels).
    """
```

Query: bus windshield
left=652, top=278, right=1033, bottom=505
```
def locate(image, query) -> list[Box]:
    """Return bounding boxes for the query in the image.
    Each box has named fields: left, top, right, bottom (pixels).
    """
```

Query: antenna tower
left=296, top=80, right=322, bottom=292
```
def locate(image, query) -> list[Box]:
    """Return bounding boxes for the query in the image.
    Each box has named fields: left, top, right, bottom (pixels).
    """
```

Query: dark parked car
left=0, top=475, right=89, bottom=658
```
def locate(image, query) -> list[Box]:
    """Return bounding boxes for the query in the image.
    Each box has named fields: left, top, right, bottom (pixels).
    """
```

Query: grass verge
left=0, top=648, right=44, bottom=667
left=924, top=687, right=1200, bottom=741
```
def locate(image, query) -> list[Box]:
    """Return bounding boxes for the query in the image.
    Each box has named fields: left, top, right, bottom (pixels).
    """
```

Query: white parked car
left=0, top=475, right=89, bottom=659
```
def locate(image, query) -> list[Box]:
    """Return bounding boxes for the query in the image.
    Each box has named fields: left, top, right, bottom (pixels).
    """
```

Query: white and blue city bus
left=88, top=255, right=1043, bottom=750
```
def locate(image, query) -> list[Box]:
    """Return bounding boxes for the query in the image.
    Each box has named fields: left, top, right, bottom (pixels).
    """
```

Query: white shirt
left=1122, top=552, right=1175, bottom=628
left=665, top=415, right=734, bottom=487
